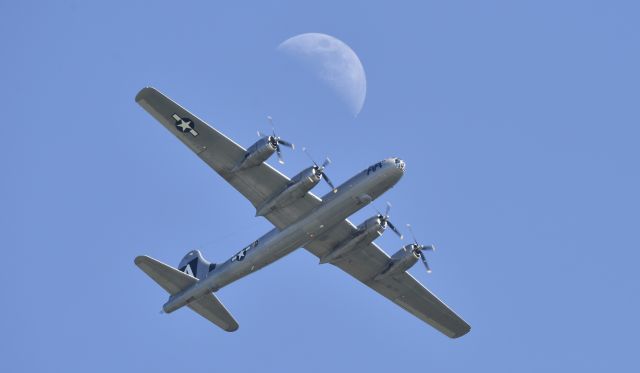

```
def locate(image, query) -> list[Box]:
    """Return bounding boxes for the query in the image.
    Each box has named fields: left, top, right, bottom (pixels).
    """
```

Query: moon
left=278, top=33, right=367, bottom=117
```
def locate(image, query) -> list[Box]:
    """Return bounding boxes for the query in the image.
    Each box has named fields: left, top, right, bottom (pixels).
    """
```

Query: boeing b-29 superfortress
left=134, top=87, right=470, bottom=338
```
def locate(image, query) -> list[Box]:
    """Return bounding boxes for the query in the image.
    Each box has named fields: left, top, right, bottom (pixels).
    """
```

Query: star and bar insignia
left=172, top=114, right=198, bottom=137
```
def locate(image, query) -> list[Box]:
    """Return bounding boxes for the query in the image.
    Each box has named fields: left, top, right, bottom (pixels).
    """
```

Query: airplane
left=134, top=87, right=471, bottom=338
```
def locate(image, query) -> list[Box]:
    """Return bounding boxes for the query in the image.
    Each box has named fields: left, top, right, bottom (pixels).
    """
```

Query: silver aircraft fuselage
left=163, top=158, right=405, bottom=313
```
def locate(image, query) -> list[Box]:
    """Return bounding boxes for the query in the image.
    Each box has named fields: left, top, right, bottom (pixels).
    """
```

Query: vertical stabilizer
left=178, top=250, right=216, bottom=280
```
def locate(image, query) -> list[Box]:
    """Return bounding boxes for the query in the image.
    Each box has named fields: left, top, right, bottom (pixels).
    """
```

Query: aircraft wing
left=135, top=87, right=320, bottom=227
left=137, top=88, right=469, bottom=337
left=304, top=221, right=471, bottom=338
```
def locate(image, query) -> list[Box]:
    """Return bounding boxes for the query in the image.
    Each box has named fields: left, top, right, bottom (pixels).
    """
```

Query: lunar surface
left=278, top=33, right=367, bottom=117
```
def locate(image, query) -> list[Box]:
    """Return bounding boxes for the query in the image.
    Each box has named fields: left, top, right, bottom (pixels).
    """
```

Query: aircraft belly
left=207, top=187, right=371, bottom=290
left=205, top=165, right=398, bottom=292
left=207, top=224, right=310, bottom=290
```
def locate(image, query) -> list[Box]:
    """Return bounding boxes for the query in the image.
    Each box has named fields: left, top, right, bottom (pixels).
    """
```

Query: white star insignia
left=177, top=120, right=192, bottom=132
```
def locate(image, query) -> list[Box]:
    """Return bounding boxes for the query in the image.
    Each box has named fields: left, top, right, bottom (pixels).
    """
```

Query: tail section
left=135, top=255, right=197, bottom=295
left=188, top=294, right=239, bottom=332
left=177, top=250, right=216, bottom=280
left=135, top=252, right=239, bottom=332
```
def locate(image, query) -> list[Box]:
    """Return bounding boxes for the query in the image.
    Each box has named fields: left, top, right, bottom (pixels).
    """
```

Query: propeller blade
left=406, top=223, right=419, bottom=245
left=420, top=253, right=432, bottom=273
left=422, top=244, right=435, bottom=252
left=321, top=172, right=337, bottom=193
left=386, top=220, right=403, bottom=239
left=302, top=147, right=319, bottom=167
left=267, top=116, right=276, bottom=137
left=277, top=139, right=295, bottom=149
left=321, top=157, right=331, bottom=169
left=276, top=146, right=284, bottom=164
left=302, top=147, right=335, bottom=191
left=375, top=207, right=383, bottom=218
left=385, top=202, right=392, bottom=218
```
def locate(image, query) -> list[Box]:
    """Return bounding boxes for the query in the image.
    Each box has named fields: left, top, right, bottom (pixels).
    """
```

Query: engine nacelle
left=374, top=245, right=420, bottom=280
left=256, top=166, right=321, bottom=216
left=319, top=216, right=386, bottom=264
left=233, top=137, right=277, bottom=172
left=359, top=216, right=384, bottom=232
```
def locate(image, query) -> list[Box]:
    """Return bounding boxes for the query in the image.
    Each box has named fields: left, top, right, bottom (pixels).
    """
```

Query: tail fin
left=177, top=250, right=216, bottom=280
left=135, top=254, right=239, bottom=332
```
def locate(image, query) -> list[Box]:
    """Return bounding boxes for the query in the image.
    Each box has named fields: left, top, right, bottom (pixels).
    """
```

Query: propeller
left=375, top=202, right=403, bottom=239
left=406, top=223, right=435, bottom=273
left=302, top=147, right=337, bottom=193
left=258, top=116, right=294, bottom=164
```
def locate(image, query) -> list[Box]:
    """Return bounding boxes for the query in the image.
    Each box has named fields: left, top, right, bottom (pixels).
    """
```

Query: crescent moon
left=278, top=33, right=367, bottom=117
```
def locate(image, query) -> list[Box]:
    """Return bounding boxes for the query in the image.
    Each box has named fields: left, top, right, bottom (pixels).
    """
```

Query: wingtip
left=225, top=323, right=240, bottom=332
left=450, top=325, right=471, bottom=339
left=135, top=86, right=157, bottom=103
left=134, top=255, right=148, bottom=266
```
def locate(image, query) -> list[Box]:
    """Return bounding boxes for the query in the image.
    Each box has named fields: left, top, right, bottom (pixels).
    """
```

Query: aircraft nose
left=394, top=158, right=406, bottom=172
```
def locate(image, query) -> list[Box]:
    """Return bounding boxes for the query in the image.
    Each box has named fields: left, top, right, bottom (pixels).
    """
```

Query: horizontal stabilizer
left=188, top=293, right=239, bottom=332
left=135, top=255, right=239, bottom=332
left=135, top=255, right=197, bottom=295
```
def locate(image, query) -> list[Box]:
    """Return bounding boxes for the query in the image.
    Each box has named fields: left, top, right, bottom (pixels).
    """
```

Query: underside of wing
left=135, top=87, right=321, bottom=226
left=305, top=221, right=471, bottom=338
left=369, top=271, right=470, bottom=338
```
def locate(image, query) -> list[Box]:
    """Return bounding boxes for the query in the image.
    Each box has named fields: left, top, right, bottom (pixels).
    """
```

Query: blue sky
left=1, top=1, right=639, bottom=372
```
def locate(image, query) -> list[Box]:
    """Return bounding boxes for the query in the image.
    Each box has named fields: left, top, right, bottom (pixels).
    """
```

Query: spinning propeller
left=406, top=223, right=436, bottom=273
left=302, top=147, right=337, bottom=193
left=375, top=202, right=403, bottom=239
left=258, top=116, right=294, bottom=164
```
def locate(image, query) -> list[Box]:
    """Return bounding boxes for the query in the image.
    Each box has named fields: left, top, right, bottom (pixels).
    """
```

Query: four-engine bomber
left=134, top=87, right=470, bottom=338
